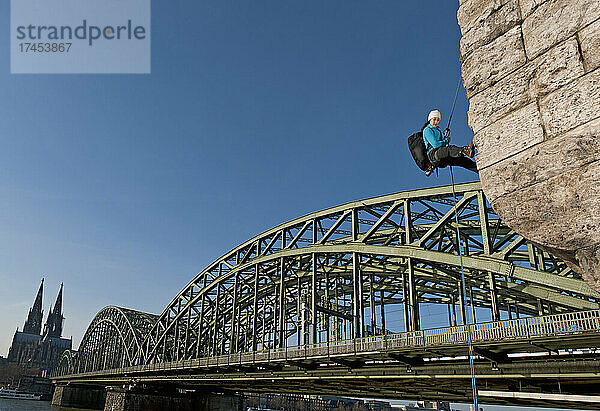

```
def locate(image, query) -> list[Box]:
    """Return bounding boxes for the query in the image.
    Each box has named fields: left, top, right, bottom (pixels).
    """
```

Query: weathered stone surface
left=457, top=0, right=511, bottom=35
left=577, top=244, right=600, bottom=291
left=519, top=0, right=547, bottom=18
left=467, top=36, right=584, bottom=133
left=474, top=103, right=544, bottom=170
left=467, top=64, right=534, bottom=133
left=462, top=26, right=526, bottom=97
left=104, top=389, right=126, bottom=411
left=459, top=0, right=521, bottom=59
left=489, top=160, right=600, bottom=251
left=522, top=0, right=600, bottom=59
left=479, top=117, right=600, bottom=201
left=459, top=0, right=600, bottom=291
left=103, top=389, right=243, bottom=411
left=540, top=69, right=600, bottom=137
left=104, top=390, right=196, bottom=411
left=579, top=19, right=600, bottom=71
left=530, top=37, right=585, bottom=97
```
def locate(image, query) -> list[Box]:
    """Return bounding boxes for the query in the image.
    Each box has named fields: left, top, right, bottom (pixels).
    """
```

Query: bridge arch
left=70, top=306, right=158, bottom=374
left=141, top=182, right=600, bottom=363
left=56, top=349, right=77, bottom=376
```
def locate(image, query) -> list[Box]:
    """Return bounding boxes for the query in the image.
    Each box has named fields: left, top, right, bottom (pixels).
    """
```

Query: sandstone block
left=462, top=26, right=526, bottom=97
left=530, top=37, right=585, bottom=97
left=540, top=69, right=600, bottom=137
left=489, top=160, right=600, bottom=251
left=467, top=64, right=534, bottom=133
left=577, top=244, right=600, bottom=291
left=457, top=0, right=511, bottom=35
left=519, top=0, right=547, bottom=18
left=459, top=0, right=600, bottom=291
left=473, top=103, right=544, bottom=170
left=522, top=0, right=600, bottom=59
left=467, top=37, right=584, bottom=133
left=479, top=117, right=600, bottom=201
left=579, top=19, right=600, bottom=72
left=459, top=0, right=521, bottom=59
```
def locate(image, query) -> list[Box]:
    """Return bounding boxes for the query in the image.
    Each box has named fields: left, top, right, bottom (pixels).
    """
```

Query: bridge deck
left=55, top=310, right=600, bottom=408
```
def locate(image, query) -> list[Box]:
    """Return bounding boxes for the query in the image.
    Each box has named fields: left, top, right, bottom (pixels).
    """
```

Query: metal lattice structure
left=59, top=306, right=158, bottom=375
left=58, top=182, right=600, bottom=377
left=138, top=182, right=598, bottom=364
left=55, top=349, right=77, bottom=377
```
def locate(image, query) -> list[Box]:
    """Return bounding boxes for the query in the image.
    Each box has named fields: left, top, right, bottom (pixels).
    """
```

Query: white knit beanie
left=428, top=110, right=441, bottom=121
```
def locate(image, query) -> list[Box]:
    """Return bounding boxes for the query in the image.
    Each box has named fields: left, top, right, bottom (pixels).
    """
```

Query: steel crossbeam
left=56, top=182, right=600, bottom=385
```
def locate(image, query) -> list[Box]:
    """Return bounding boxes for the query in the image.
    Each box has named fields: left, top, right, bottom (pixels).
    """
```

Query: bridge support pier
left=103, top=387, right=244, bottom=411
left=52, top=384, right=106, bottom=410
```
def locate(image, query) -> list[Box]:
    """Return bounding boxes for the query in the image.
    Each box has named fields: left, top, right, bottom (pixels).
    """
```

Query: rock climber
left=423, top=109, right=477, bottom=176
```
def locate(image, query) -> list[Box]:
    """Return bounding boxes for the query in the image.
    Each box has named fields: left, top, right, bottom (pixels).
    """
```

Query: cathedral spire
left=44, top=283, right=64, bottom=338
left=23, top=278, right=44, bottom=335
left=53, top=283, right=63, bottom=318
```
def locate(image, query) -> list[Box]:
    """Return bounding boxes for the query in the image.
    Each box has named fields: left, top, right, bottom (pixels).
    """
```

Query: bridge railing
left=57, top=309, right=600, bottom=378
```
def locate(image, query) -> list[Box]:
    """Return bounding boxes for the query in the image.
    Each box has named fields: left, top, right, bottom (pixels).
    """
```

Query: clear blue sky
left=0, top=0, right=495, bottom=377
left=2, top=0, right=478, bottom=352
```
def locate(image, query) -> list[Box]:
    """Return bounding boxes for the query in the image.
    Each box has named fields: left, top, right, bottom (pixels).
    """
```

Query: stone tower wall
left=457, top=0, right=600, bottom=289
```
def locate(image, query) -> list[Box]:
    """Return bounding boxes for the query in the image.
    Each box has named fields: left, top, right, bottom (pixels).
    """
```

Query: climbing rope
left=444, top=74, right=462, bottom=140
left=450, top=167, right=479, bottom=411
left=446, top=72, right=479, bottom=410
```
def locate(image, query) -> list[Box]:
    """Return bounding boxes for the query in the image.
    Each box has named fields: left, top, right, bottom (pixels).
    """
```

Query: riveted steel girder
left=56, top=182, right=600, bottom=377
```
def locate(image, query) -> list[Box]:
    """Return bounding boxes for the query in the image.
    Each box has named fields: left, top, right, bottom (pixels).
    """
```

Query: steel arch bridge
left=55, top=182, right=600, bottom=408
left=57, top=306, right=158, bottom=375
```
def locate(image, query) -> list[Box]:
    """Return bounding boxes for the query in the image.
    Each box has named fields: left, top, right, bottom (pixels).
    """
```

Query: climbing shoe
left=465, top=141, right=475, bottom=158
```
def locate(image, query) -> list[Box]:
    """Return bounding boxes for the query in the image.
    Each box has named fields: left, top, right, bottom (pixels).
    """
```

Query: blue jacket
left=422, top=124, right=448, bottom=153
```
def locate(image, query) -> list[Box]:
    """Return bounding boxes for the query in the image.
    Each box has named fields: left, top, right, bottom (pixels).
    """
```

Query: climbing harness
left=446, top=72, right=479, bottom=410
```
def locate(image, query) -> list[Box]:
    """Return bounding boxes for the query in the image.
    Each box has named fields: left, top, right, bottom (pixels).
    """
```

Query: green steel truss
left=57, top=306, right=158, bottom=375
left=57, top=182, right=600, bottom=376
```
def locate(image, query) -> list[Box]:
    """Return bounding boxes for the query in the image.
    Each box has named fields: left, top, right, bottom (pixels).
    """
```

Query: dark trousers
left=429, top=145, right=478, bottom=173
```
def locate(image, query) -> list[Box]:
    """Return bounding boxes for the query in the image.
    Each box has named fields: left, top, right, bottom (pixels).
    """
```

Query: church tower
left=8, top=279, right=71, bottom=373
left=43, top=283, right=64, bottom=338
left=23, top=278, right=44, bottom=335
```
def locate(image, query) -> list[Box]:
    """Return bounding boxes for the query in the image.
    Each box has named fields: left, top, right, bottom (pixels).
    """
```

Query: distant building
left=7, top=279, right=72, bottom=375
